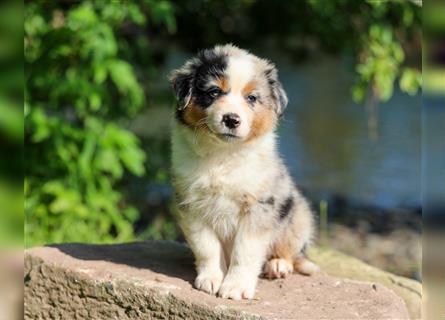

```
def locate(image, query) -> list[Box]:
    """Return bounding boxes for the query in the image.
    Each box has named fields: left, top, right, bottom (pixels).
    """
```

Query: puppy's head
left=170, top=44, right=288, bottom=143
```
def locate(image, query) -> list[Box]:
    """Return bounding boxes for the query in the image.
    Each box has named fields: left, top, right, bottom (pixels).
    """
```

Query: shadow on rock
left=47, top=241, right=196, bottom=284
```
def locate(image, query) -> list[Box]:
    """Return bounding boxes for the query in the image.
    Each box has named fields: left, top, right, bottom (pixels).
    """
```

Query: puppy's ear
left=169, top=67, right=194, bottom=110
left=265, top=66, right=288, bottom=117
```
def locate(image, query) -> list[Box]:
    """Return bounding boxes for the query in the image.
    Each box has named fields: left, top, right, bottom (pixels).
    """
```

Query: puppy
left=170, top=44, right=318, bottom=300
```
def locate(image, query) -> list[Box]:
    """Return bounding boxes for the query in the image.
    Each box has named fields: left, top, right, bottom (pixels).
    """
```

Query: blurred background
left=423, top=1, right=445, bottom=319
left=0, top=1, right=23, bottom=318
left=22, top=0, right=426, bottom=282
left=1, top=1, right=443, bottom=319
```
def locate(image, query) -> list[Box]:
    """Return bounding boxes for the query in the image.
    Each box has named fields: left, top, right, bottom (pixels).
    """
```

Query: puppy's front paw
left=194, top=269, right=224, bottom=295
left=218, top=274, right=256, bottom=300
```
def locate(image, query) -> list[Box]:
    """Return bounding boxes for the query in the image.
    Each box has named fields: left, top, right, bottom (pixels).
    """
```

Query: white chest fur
left=171, top=124, right=278, bottom=239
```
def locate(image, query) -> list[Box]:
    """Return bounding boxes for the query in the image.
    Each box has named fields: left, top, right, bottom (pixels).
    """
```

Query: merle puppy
left=170, top=44, right=318, bottom=300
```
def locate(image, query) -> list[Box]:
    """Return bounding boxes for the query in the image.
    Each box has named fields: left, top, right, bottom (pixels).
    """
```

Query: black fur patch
left=192, top=49, right=228, bottom=108
left=172, top=48, right=228, bottom=125
left=172, top=72, right=194, bottom=107
left=279, top=196, right=294, bottom=220
left=259, top=196, right=275, bottom=206
left=175, top=107, right=187, bottom=125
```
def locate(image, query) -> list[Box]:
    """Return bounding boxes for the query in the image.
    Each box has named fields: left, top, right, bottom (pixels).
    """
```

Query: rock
left=1, top=251, right=23, bottom=320
left=308, top=246, right=421, bottom=319
left=25, top=241, right=411, bottom=320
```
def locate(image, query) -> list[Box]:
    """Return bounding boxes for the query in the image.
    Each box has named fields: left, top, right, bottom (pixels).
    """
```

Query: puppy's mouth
left=206, top=122, right=243, bottom=142
left=220, top=133, right=240, bottom=139
left=214, top=132, right=244, bottom=142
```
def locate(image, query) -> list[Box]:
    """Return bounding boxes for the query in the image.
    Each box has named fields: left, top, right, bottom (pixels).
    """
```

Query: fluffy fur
left=170, top=44, right=318, bottom=300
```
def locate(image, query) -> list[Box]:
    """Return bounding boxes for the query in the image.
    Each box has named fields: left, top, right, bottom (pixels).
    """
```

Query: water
left=422, top=95, right=445, bottom=218
left=139, top=51, right=421, bottom=210
left=275, top=55, right=420, bottom=209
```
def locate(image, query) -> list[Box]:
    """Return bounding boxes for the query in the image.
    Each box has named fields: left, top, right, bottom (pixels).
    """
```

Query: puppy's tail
left=293, top=256, right=320, bottom=275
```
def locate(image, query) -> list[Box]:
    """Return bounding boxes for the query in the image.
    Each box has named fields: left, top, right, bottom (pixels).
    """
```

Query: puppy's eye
left=246, top=94, right=257, bottom=103
left=207, top=87, right=222, bottom=98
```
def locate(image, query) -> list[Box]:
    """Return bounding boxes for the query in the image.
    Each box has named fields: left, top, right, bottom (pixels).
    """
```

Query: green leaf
left=108, top=60, right=144, bottom=109
left=120, top=146, right=146, bottom=176
left=89, top=92, right=101, bottom=111
left=400, top=68, right=421, bottom=96
left=95, top=149, right=123, bottom=179
left=49, top=190, right=81, bottom=214
left=352, top=83, right=366, bottom=103
left=30, top=108, right=51, bottom=142
left=78, top=131, right=97, bottom=180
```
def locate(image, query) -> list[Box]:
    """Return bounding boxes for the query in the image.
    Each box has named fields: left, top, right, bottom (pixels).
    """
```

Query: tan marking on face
left=246, top=107, right=276, bottom=142
left=183, top=103, right=208, bottom=130
left=215, top=76, right=229, bottom=92
left=242, top=80, right=257, bottom=96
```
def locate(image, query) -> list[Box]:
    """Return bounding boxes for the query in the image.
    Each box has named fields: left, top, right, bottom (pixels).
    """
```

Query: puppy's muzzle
left=222, top=113, right=241, bottom=129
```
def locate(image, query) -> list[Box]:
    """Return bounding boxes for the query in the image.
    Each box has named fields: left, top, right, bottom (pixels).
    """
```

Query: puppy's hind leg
left=265, top=238, right=319, bottom=278
left=265, top=197, right=319, bottom=278
left=289, top=197, right=319, bottom=276
left=263, top=238, right=295, bottom=279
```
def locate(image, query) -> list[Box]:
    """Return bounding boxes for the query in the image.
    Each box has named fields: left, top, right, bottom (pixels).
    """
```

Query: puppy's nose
left=222, top=113, right=241, bottom=129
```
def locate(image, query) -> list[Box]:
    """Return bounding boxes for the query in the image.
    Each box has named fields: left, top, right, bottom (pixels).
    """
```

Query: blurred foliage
left=424, top=1, right=445, bottom=95
left=0, top=0, right=23, bottom=247
left=0, top=1, right=23, bottom=143
left=169, top=0, right=421, bottom=103
left=24, top=1, right=175, bottom=245
left=350, top=1, right=422, bottom=102
left=25, top=0, right=421, bottom=246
